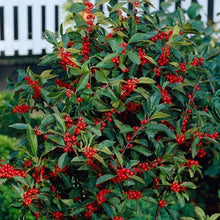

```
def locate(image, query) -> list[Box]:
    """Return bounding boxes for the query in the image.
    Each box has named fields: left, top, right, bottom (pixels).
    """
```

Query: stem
left=154, top=205, right=160, bottom=220
left=154, top=189, right=167, bottom=220
left=121, top=124, right=144, bottom=156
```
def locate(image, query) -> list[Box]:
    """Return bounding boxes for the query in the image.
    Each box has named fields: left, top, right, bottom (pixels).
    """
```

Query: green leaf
left=180, top=217, right=196, bottom=220
left=127, top=50, right=140, bottom=65
left=191, top=136, right=200, bottom=158
left=72, top=13, right=85, bottom=27
left=135, top=87, right=149, bottom=100
left=146, top=123, right=176, bottom=139
left=181, top=182, right=196, bottom=189
left=54, top=114, right=66, bottom=133
left=93, top=154, right=107, bottom=168
left=68, top=67, right=82, bottom=76
left=129, top=175, right=145, bottom=184
left=194, top=206, right=206, bottom=220
left=103, top=203, right=114, bottom=218
left=132, top=146, right=152, bottom=157
left=145, top=55, right=157, bottom=65
left=138, top=77, right=155, bottom=84
left=98, top=140, right=115, bottom=149
left=39, top=69, right=57, bottom=80
left=95, top=53, right=117, bottom=68
left=210, top=213, right=220, bottom=220
left=187, top=3, right=202, bottom=19
left=76, top=73, right=89, bottom=92
left=113, top=119, right=133, bottom=133
left=58, top=152, right=68, bottom=169
left=176, top=192, right=185, bottom=207
left=95, top=70, right=108, bottom=83
left=47, top=135, right=65, bottom=146
left=91, top=98, right=110, bottom=111
left=27, top=124, right=38, bottom=156
left=151, top=112, right=170, bottom=120
left=96, top=174, right=115, bottom=185
left=69, top=2, right=85, bottom=13
left=99, top=146, right=113, bottom=155
left=41, top=114, right=54, bottom=127
left=9, top=123, right=27, bottom=130
left=44, top=30, right=58, bottom=45
left=95, top=0, right=110, bottom=6
left=128, top=32, right=157, bottom=44
left=113, top=149, right=123, bottom=167
left=177, top=8, right=185, bottom=27
left=39, top=53, right=57, bottom=66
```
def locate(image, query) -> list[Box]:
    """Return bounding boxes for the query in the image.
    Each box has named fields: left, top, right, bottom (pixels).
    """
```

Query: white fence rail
left=0, top=0, right=219, bottom=57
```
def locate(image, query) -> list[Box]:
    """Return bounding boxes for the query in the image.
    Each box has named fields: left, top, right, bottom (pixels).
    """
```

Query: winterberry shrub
left=2, top=0, right=220, bottom=219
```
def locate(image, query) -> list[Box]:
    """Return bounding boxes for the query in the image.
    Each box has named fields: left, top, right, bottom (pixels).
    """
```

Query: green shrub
left=1, top=1, right=220, bottom=219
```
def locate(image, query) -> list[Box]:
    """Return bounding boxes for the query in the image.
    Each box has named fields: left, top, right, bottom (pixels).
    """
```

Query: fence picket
left=0, top=0, right=219, bottom=57
left=32, top=1, right=43, bottom=54
left=4, top=0, right=15, bottom=56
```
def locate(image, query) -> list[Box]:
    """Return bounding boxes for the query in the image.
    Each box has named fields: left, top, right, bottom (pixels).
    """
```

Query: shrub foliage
left=2, top=1, right=220, bottom=219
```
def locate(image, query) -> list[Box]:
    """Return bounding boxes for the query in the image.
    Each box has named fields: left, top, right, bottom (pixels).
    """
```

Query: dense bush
left=1, top=0, right=220, bottom=219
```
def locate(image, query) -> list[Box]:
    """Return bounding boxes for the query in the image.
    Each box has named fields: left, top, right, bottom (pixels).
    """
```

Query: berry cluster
left=63, top=132, right=77, bottom=152
left=113, top=168, right=134, bottom=183
left=32, top=166, right=47, bottom=183
left=111, top=57, right=120, bottom=64
left=121, top=66, right=129, bottom=73
left=154, top=67, right=161, bottom=77
left=158, top=46, right=170, bottom=67
left=138, top=162, right=151, bottom=172
left=178, top=62, right=187, bottom=72
left=12, top=104, right=30, bottom=114
left=158, top=199, right=166, bottom=208
left=119, top=43, right=127, bottom=54
left=55, top=79, right=73, bottom=91
left=96, top=189, right=110, bottom=205
left=24, top=160, right=32, bottom=167
left=74, top=117, right=87, bottom=135
left=175, top=133, right=186, bottom=145
left=135, top=16, right=140, bottom=23
left=81, top=37, right=91, bottom=61
left=196, top=149, right=206, bottom=158
left=0, top=164, right=26, bottom=178
left=185, top=159, right=199, bottom=168
left=151, top=30, right=173, bottom=42
left=182, top=115, right=189, bottom=132
left=84, top=147, right=97, bottom=159
left=121, top=78, right=139, bottom=99
left=50, top=164, right=68, bottom=178
left=157, top=85, right=172, bottom=104
left=125, top=102, right=141, bottom=112
left=64, top=115, right=74, bottom=128
left=34, top=212, right=41, bottom=219
left=125, top=190, right=143, bottom=200
left=52, top=211, right=64, bottom=220
left=24, top=76, right=42, bottom=100
left=133, top=1, right=139, bottom=7
left=191, top=57, right=204, bottom=66
left=84, top=202, right=98, bottom=218
left=23, top=188, right=38, bottom=207
left=84, top=1, right=95, bottom=32
left=154, top=178, right=160, bottom=190
left=86, top=160, right=100, bottom=171
left=204, top=132, right=219, bottom=140
left=114, top=217, right=123, bottom=220
left=166, top=73, right=184, bottom=83
left=138, top=48, right=150, bottom=65
left=170, top=182, right=186, bottom=192
left=57, top=48, right=78, bottom=70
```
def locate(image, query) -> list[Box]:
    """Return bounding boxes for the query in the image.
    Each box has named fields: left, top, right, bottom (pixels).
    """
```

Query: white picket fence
left=0, top=0, right=219, bottom=57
